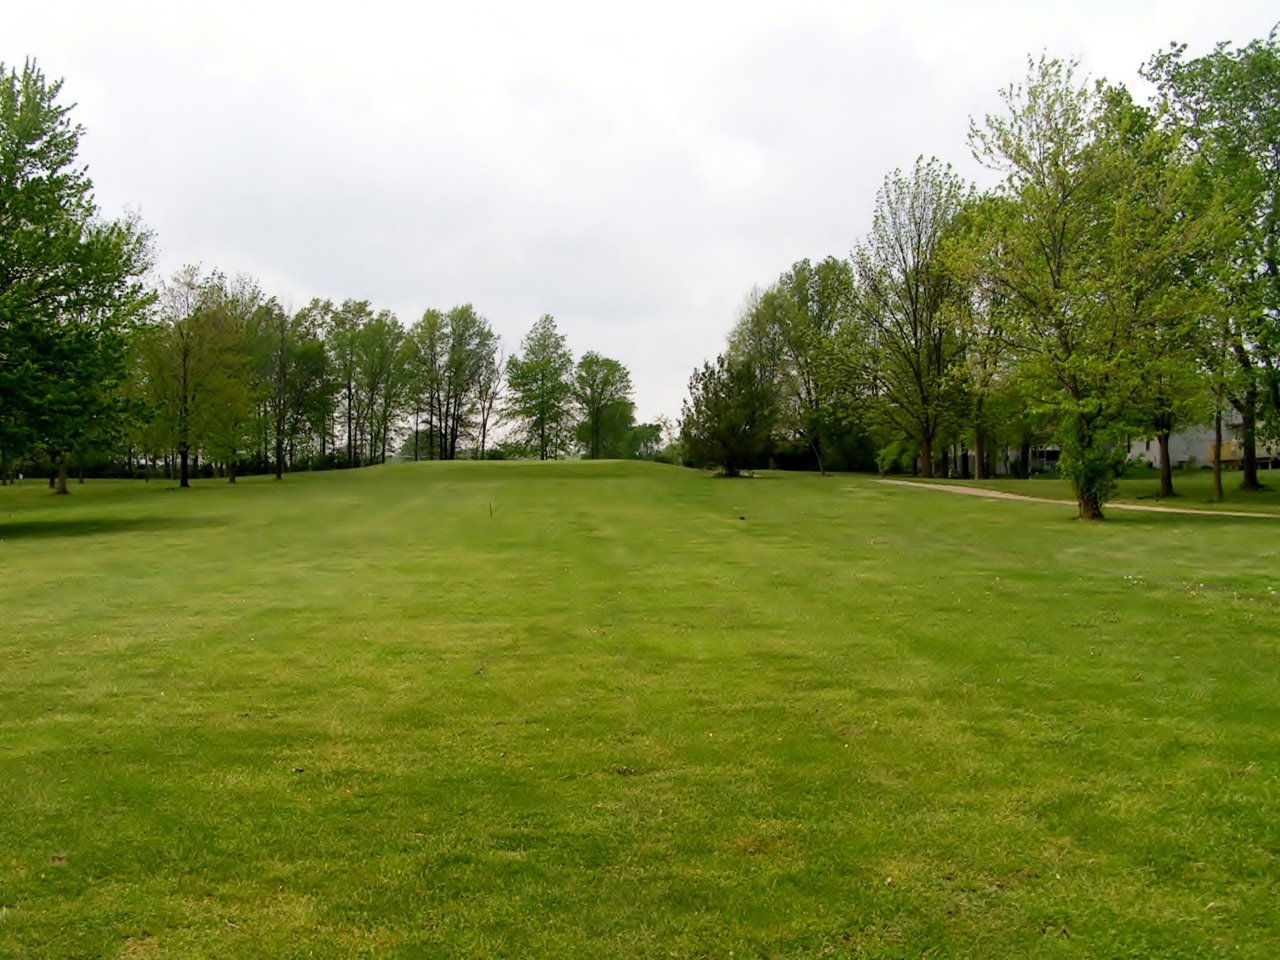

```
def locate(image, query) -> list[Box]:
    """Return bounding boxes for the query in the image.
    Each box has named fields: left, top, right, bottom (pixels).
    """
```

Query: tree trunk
left=55, top=460, right=69, bottom=495
left=809, top=437, right=825, bottom=477
left=1213, top=410, right=1224, bottom=502
left=275, top=409, right=287, bottom=479
left=346, top=386, right=355, bottom=467
left=258, top=404, right=267, bottom=468
left=1077, top=490, right=1104, bottom=521
left=973, top=428, right=986, bottom=480
left=179, top=446, right=190, bottom=488
left=1157, top=431, right=1174, bottom=499
left=228, top=459, right=237, bottom=484
left=1238, top=387, right=1262, bottom=490
left=919, top=436, right=934, bottom=478
left=1241, top=431, right=1261, bottom=490
left=960, top=443, right=971, bottom=480
left=1018, top=441, right=1031, bottom=479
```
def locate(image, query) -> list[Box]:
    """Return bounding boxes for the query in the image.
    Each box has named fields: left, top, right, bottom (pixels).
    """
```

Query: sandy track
left=874, top=478, right=1280, bottom=519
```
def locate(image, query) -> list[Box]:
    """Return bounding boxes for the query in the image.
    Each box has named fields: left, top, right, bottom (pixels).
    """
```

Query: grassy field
left=1, top=461, right=1277, bottom=958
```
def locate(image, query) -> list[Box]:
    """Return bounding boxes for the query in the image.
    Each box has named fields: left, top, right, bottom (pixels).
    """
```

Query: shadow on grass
left=0, top=514, right=223, bottom=541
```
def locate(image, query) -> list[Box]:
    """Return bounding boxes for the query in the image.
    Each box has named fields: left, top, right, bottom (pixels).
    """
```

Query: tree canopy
left=573, top=352, right=634, bottom=459
left=506, top=315, right=575, bottom=461
left=0, top=59, right=152, bottom=488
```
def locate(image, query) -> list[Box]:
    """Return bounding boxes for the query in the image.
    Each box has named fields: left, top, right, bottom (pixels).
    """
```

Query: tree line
left=680, top=31, right=1280, bottom=519
left=0, top=60, right=664, bottom=492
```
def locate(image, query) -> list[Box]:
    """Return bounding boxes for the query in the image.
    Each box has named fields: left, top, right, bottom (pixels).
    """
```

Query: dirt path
left=874, top=478, right=1280, bottom=519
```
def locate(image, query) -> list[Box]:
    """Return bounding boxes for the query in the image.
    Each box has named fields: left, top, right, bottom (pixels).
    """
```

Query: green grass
left=914, top=468, right=1280, bottom=513
left=2, top=461, right=1278, bottom=958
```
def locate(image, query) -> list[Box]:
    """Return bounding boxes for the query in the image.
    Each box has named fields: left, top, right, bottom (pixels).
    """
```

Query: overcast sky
left=7, top=1, right=1277, bottom=422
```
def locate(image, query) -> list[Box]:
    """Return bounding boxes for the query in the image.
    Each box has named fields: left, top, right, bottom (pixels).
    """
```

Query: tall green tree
left=0, top=60, right=152, bottom=488
left=1145, top=31, right=1280, bottom=491
left=680, top=352, right=777, bottom=477
left=328, top=299, right=373, bottom=467
left=506, top=315, right=574, bottom=460
left=967, top=58, right=1215, bottom=518
left=1098, top=87, right=1222, bottom=498
left=140, top=267, right=255, bottom=488
left=573, top=352, right=634, bottom=459
left=402, top=305, right=499, bottom=460
left=754, top=258, right=856, bottom=473
left=854, top=157, right=971, bottom=478
left=354, top=310, right=406, bottom=465
left=253, top=299, right=333, bottom=480
left=475, top=344, right=505, bottom=459
left=437, top=305, right=498, bottom=460
left=291, top=298, right=340, bottom=466
left=403, top=308, right=445, bottom=462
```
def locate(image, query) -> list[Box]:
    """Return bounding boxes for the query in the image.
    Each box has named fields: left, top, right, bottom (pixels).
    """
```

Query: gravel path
left=874, top=478, right=1280, bottom=519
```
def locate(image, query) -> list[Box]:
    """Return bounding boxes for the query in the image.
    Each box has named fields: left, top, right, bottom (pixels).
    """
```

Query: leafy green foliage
left=1145, top=31, right=1280, bottom=488
left=135, top=267, right=259, bottom=487
left=758, top=258, right=858, bottom=473
left=322, top=300, right=409, bottom=468
left=680, top=353, right=776, bottom=476
left=855, top=158, right=972, bottom=477
left=506, top=315, right=575, bottom=460
left=403, top=304, right=501, bottom=461
left=965, top=58, right=1221, bottom=517
left=0, top=60, right=152, bottom=481
left=622, top=421, right=666, bottom=460
left=573, top=352, right=634, bottom=459
left=255, top=298, right=336, bottom=480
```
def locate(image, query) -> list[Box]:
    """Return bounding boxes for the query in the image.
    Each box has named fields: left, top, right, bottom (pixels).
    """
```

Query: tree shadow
left=0, top=514, right=223, bottom=541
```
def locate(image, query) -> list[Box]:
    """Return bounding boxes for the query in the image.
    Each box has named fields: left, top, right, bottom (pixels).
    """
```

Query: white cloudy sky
left=6, top=1, right=1277, bottom=422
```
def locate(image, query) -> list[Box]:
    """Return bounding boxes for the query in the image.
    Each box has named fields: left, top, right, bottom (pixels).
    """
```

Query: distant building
left=1126, top=423, right=1279, bottom=470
